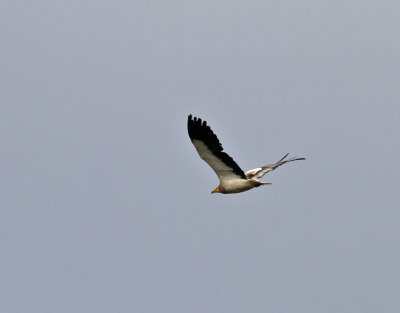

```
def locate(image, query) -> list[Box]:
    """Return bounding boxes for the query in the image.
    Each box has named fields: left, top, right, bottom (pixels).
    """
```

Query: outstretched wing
left=188, top=115, right=246, bottom=181
left=245, top=153, right=305, bottom=180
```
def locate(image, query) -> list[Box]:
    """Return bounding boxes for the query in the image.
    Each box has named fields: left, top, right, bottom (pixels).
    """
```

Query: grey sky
left=1, top=1, right=399, bottom=312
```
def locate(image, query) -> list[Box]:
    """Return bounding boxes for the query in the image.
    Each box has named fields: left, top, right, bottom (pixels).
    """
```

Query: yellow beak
left=211, top=186, right=220, bottom=194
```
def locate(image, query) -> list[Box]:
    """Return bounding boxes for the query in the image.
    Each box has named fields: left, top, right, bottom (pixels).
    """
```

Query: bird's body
left=215, top=178, right=271, bottom=194
left=187, top=115, right=305, bottom=194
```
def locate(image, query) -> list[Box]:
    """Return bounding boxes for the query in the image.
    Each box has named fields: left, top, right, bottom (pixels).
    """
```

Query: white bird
left=187, top=115, right=305, bottom=194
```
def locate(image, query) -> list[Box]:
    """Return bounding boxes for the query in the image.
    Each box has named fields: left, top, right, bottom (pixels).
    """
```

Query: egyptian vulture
left=187, top=115, right=305, bottom=194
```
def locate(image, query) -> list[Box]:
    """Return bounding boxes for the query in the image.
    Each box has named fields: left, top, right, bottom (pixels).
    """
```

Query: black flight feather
left=188, top=115, right=246, bottom=179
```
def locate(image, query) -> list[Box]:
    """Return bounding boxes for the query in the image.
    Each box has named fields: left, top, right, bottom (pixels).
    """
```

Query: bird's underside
left=187, top=115, right=305, bottom=194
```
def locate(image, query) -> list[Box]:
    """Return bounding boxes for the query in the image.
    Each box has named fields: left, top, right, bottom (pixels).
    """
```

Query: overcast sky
left=1, top=1, right=399, bottom=312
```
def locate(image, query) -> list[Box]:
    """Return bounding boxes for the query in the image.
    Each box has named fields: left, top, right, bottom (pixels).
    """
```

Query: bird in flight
left=187, top=115, right=305, bottom=194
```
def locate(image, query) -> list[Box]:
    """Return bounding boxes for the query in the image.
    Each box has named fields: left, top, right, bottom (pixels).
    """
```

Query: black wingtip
left=277, top=153, right=306, bottom=164
left=286, top=156, right=306, bottom=162
left=278, top=153, right=290, bottom=163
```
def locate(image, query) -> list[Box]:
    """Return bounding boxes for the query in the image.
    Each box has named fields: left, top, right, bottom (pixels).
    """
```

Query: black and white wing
left=188, top=115, right=246, bottom=182
left=245, top=153, right=305, bottom=180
